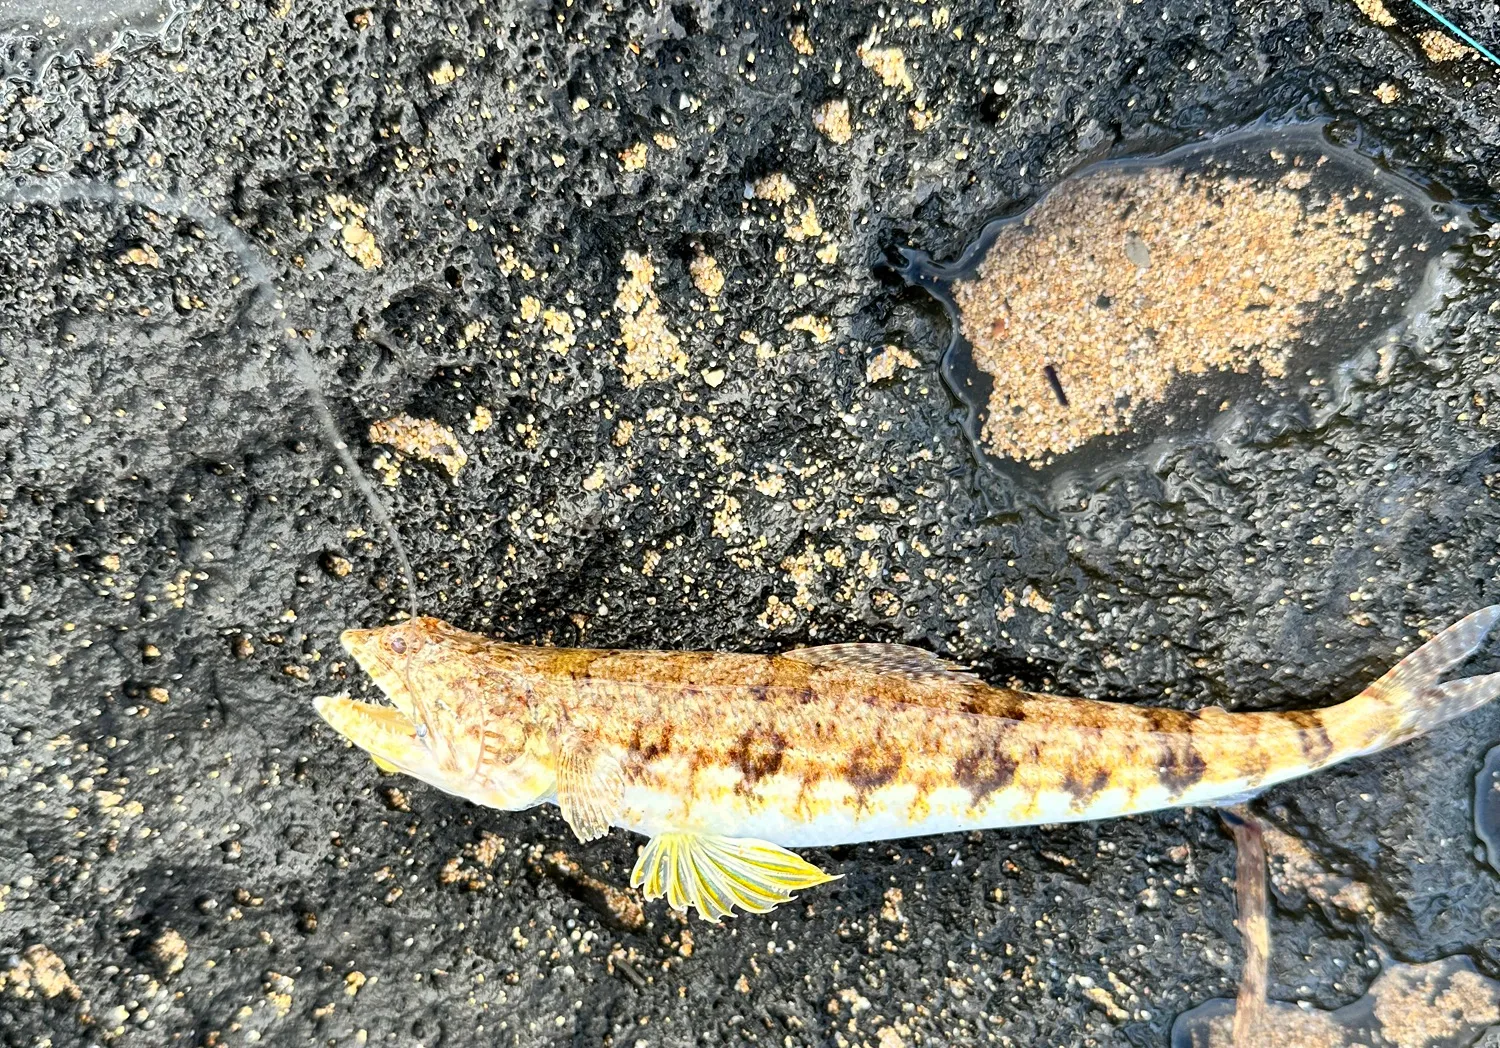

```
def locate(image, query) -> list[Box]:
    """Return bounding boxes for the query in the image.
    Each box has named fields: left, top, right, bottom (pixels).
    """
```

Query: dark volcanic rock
left=3, top=0, right=1500, bottom=1045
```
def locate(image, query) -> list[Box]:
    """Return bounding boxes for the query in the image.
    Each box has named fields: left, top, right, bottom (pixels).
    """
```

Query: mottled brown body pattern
left=352, top=619, right=1395, bottom=845
left=553, top=654, right=1380, bottom=838
left=321, top=608, right=1500, bottom=917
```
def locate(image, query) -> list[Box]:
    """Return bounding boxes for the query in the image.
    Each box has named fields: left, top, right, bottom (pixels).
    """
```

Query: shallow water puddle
left=0, top=185, right=287, bottom=487
left=902, top=125, right=1467, bottom=471
left=1173, top=810, right=1500, bottom=1048
left=1474, top=742, right=1500, bottom=874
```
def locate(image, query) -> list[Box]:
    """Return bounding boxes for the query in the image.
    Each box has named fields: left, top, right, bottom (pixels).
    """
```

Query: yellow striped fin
left=629, top=832, right=838, bottom=922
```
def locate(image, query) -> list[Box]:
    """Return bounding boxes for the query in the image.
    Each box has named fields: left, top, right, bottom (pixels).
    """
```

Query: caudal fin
left=1353, top=605, right=1500, bottom=747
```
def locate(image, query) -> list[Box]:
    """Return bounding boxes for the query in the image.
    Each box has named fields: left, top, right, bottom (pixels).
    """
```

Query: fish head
left=315, top=616, right=556, bottom=811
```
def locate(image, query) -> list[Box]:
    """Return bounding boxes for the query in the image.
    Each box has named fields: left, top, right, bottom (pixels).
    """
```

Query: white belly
left=608, top=772, right=1254, bottom=848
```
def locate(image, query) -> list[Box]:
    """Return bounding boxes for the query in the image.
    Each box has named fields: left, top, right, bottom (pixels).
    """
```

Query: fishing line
left=1, top=179, right=421, bottom=619
left=1409, top=0, right=1500, bottom=67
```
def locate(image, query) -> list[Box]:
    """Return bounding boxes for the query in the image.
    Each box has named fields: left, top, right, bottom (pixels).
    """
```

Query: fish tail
left=1334, top=605, right=1500, bottom=753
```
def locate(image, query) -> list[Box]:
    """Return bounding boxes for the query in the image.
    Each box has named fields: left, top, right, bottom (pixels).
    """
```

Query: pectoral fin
left=554, top=737, right=624, bottom=843
left=629, top=832, right=839, bottom=922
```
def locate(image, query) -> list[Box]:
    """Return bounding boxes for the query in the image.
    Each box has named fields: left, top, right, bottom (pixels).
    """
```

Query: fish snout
left=340, top=626, right=378, bottom=653
left=340, top=627, right=391, bottom=674
left=311, top=693, right=343, bottom=724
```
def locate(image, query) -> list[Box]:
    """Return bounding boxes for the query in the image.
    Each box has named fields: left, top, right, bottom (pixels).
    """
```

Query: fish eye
left=389, top=636, right=406, bottom=654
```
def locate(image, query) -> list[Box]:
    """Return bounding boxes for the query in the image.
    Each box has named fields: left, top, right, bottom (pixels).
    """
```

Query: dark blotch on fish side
left=1159, top=737, right=1209, bottom=797
left=1062, top=765, right=1111, bottom=808
left=729, top=728, right=786, bottom=786
left=954, top=740, right=1019, bottom=804
left=634, top=722, right=675, bottom=762
left=1282, top=709, right=1336, bottom=765
left=845, top=743, right=905, bottom=800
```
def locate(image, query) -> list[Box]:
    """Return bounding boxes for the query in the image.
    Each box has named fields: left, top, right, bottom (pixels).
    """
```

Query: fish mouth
left=340, top=626, right=418, bottom=720
left=313, top=694, right=431, bottom=777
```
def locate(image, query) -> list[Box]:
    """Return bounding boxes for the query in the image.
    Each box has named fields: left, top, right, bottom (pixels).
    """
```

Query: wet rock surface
left=2, top=0, right=1500, bottom=1046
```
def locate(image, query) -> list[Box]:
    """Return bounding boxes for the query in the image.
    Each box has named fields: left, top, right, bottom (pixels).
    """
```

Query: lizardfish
left=314, top=607, right=1500, bottom=921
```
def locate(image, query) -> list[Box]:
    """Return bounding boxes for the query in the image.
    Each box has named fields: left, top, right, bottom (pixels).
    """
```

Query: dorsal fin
left=781, top=642, right=981, bottom=685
